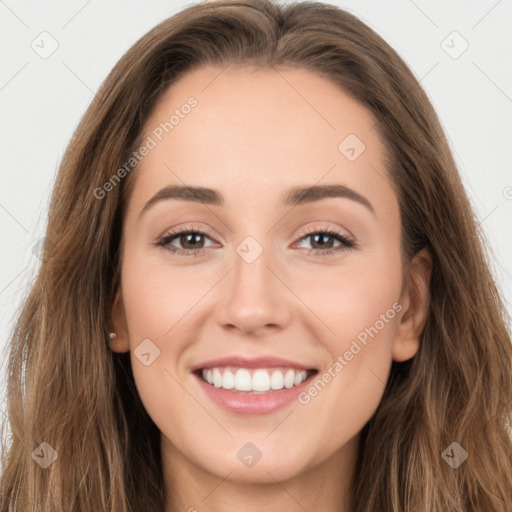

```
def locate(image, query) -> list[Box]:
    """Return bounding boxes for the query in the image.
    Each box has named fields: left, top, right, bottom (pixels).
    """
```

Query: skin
left=109, top=65, right=432, bottom=512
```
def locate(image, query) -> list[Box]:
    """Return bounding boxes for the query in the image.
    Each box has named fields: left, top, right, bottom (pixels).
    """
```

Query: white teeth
left=222, top=369, right=235, bottom=389
left=200, top=367, right=309, bottom=392
left=270, top=370, right=284, bottom=390
left=252, top=369, right=271, bottom=391
left=284, top=369, right=295, bottom=389
left=213, top=368, right=223, bottom=388
left=235, top=368, right=252, bottom=391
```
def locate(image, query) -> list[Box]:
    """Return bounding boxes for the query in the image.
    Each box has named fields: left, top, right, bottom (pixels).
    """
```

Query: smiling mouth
left=194, top=366, right=318, bottom=394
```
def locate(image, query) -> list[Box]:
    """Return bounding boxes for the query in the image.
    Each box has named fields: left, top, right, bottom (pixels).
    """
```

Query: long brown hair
left=1, top=1, right=510, bottom=510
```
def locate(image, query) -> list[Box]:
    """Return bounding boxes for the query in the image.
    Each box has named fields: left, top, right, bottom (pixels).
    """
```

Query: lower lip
left=193, top=372, right=315, bottom=415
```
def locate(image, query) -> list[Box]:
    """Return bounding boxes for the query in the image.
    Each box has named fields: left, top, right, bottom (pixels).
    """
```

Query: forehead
left=128, top=65, right=394, bottom=217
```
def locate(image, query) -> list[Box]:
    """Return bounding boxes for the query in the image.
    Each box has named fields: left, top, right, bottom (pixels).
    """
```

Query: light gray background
left=1, top=0, right=511, bottom=414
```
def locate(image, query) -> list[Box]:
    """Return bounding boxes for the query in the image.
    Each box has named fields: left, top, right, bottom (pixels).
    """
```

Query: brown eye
left=155, top=229, right=216, bottom=256
left=295, top=227, right=355, bottom=256
left=177, top=232, right=206, bottom=250
left=307, top=233, right=337, bottom=250
left=154, top=226, right=356, bottom=257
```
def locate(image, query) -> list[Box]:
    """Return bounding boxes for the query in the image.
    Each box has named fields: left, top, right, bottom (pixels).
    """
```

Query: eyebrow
left=139, top=183, right=375, bottom=218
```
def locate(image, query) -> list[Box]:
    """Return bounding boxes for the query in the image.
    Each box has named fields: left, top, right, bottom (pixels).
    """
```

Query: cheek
left=294, top=249, right=403, bottom=431
left=119, top=251, right=209, bottom=449
left=311, top=249, right=403, bottom=356
left=120, top=243, right=208, bottom=340
left=118, top=246, right=189, bottom=404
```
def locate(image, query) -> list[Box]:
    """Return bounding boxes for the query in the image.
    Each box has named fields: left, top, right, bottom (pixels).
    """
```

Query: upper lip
left=190, top=355, right=317, bottom=372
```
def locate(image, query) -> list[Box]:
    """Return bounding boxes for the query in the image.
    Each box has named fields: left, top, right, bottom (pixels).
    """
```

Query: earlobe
left=108, top=288, right=130, bottom=353
left=392, top=248, right=432, bottom=362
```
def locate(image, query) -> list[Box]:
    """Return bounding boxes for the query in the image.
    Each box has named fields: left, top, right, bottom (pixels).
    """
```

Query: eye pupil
left=311, top=234, right=334, bottom=249
left=182, top=233, right=203, bottom=249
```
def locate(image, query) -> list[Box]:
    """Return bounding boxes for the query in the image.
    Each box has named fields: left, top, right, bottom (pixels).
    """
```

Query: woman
left=1, top=0, right=510, bottom=510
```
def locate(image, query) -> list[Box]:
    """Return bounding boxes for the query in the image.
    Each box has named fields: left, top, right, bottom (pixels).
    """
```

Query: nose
left=214, top=242, right=292, bottom=336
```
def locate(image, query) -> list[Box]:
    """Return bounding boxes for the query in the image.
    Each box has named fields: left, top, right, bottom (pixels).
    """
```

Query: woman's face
left=110, top=65, right=430, bottom=484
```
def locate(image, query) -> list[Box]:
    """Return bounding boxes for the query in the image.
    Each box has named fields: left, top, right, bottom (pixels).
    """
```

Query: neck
left=161, top=433, right=359, bottom=512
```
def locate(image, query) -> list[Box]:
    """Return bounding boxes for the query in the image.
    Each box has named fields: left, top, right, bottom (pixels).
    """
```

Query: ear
left=392, top=248, right=432, bottom=362
left=108, top=287, right=130, bottom=353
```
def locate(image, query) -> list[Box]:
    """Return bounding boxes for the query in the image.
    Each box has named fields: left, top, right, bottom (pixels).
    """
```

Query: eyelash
left=153, top=224, right=356, bottom=257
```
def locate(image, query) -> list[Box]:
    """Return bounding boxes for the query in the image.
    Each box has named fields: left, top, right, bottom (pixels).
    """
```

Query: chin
left=197, top=442, right=313, bottom=484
